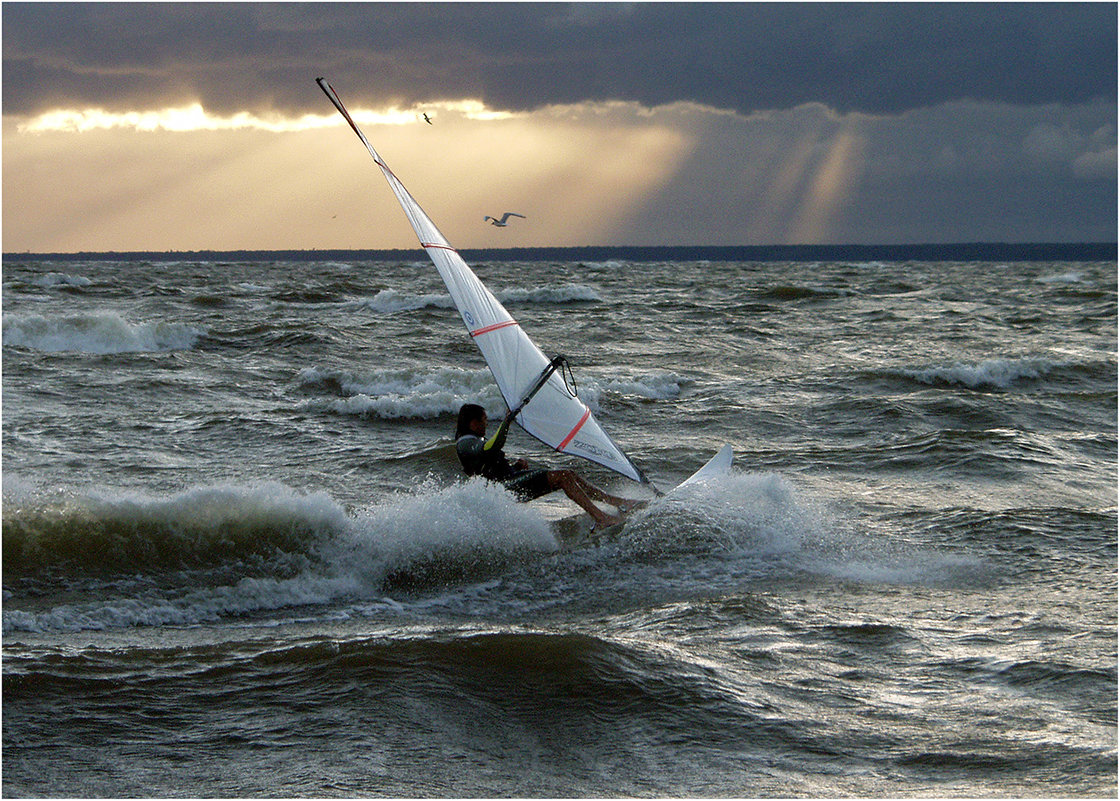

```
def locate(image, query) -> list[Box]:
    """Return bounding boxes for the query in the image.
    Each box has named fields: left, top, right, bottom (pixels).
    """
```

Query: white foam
left=362, top=288, right=456, bottom=313
left=2, top=478, right=557, bottom=634
left=1, top=573, right=367, bottom=633
left=1037, top=271, right=1086, bottom=284
left=297, top=360, right=684, bottom=420
left=334, top=478, right=558, bottom=580
left=80, top=481, right=353, bottom=533
left=632, top=471, right=816, bottom=557
left=579, top=260, right=627, bottom=270
left=597, top=371, right=683, bottom=400
left=626, top=470, right=987, bottom=586
left=903, top=357, right=1059, bottom=389
left=1, top=474, right=42, bottom=505
left=2, top=311, right=203, bottom=353
left=497, top=284, right=603, bottom=304
left=298, top=365, right=502, bottom=419
left=33, top=272, right=92, bottom=288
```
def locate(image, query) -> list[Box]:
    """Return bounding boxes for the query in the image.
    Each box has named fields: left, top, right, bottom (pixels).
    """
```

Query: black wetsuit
left=455, top=422, right=552, bottom=501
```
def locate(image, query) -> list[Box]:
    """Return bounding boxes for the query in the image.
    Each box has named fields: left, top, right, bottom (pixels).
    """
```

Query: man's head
left=455, top=403, right=487, bottom=439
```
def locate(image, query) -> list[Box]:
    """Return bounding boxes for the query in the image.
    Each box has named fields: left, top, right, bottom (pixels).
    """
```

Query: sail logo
left=570, top=438, right=613, bottom=460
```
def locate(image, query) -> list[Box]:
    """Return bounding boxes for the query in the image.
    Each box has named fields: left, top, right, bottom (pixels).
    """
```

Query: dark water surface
left=3, top=256, right=1116, bottom=796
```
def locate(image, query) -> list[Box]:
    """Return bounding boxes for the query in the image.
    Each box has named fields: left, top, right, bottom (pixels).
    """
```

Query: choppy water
left=2, top=255, right=1116, bottom=796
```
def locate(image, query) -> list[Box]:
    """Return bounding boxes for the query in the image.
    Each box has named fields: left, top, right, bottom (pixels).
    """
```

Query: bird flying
left=484, top=212, right=527, bottom=227
left=422, top=113, right=433, bottom=124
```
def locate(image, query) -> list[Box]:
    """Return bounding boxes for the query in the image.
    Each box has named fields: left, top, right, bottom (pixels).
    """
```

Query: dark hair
left=455, top=403, right=485, bottom=440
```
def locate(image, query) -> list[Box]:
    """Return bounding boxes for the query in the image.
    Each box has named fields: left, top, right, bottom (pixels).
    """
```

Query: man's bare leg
left=563, top=472, right=648, bottom=513
left=547, top=470, right=621, bottom=528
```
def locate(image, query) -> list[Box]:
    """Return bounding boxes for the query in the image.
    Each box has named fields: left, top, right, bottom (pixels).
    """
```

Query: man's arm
left=483, top=412, right=514, bottom=452
left=484, top=411, right=527, bottom=471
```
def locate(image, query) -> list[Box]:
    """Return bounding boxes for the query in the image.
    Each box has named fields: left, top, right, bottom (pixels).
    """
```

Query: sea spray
left=2, top=477, right=560, bottom=632
left=619, top=469, right=987, bottom=587
left=339, top=477, right=558, bottom=591
left=622, top=470, right=819, bottom=560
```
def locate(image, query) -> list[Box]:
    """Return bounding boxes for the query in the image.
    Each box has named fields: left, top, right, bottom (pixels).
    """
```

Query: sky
left=2, top=2, right=1116, bottom=252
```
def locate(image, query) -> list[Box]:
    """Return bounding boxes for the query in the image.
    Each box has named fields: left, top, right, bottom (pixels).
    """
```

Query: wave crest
left=901, top=357, right=1059, bottom=389
left=2, top=478, right=558, bottom=633
left=3, top=482, right=350, bottom=580
left=297, top=365, right=502, bottom=419
left=3, top=312, right=203, bottom=353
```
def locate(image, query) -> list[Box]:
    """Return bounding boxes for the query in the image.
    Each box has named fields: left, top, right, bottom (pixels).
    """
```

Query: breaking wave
left=3, top=312, right=203, bottom=354
left=296, top=365, right=502, bottom=419
left=2, top=478, right=556, bottom=634
left=296, top=364, right=683, bottom=419
left=362, top=289, right=457, bottom=314
left=497, top=284, right=603, bottom=305
left=33, top=272, right=93, bottom=289
left=897, top=357, right=1064, bottom=389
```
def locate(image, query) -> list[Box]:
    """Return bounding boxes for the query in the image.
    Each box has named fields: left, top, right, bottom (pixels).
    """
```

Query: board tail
left=675, top=444, right=734, bottom=490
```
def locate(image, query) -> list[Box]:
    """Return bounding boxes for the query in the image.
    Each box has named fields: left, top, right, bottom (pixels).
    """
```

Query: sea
left=2, top=247, right=1116, bottom=797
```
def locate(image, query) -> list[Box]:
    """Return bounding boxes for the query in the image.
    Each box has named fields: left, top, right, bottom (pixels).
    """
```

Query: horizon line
left=4, top=242, right=1115, bottom=263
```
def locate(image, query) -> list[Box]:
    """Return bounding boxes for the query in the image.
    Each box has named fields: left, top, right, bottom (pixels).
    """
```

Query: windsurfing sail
left=316, top=78, right=651, bottom=486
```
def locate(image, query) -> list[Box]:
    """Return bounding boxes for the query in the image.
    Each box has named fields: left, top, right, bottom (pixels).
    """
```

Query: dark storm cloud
left=3, top=2, right=1115, bottom=117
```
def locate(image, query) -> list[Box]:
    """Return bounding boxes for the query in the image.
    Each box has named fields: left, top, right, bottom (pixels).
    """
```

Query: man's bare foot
left=592, top=513, right=623, bottom=530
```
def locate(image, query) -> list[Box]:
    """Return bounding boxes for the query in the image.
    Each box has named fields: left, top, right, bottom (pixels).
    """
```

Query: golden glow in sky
left=3, top=98, right=696, bottom=252
left=6, top=94, right=1108, bottom=252
left=17, top=101, right=514, bottom=134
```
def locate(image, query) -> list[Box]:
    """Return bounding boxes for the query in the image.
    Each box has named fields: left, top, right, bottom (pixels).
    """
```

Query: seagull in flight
left=484, top=212, right=526, bottom=227
left=422, top=113, right=433, bottom=125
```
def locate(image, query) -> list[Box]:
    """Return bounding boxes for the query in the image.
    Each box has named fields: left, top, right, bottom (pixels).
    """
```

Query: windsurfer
left=454, top=403, right=640, bottom=528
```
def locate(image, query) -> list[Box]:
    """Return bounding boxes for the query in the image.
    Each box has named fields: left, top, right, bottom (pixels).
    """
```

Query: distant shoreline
left=4, top=242, right=1116, bottom=263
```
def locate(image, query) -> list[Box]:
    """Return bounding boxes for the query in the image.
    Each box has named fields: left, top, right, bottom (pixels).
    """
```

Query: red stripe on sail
left=422, top=243, right=457, bottom=252
left=558, top=409, right=592, bottom=450
left=470, top=320, right=518, bottom=338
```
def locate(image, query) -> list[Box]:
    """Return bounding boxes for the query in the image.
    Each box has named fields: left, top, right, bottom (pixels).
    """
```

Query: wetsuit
left=456, top=416, right=553, bottom=501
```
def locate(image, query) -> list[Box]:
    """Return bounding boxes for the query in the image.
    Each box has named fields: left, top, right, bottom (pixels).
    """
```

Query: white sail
left=317, top=78, right=648, bottom=485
